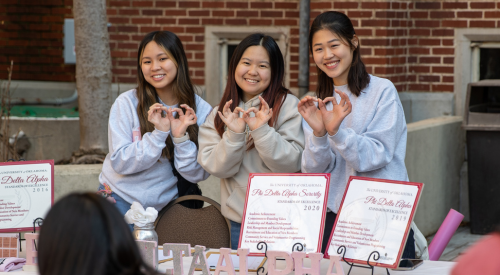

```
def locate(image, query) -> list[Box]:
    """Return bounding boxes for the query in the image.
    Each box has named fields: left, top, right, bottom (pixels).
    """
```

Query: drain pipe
left=298, top=0, right=310, bottom=98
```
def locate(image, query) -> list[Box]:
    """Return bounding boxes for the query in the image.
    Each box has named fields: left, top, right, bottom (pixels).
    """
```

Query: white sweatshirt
left=99, top=89, right=212, bottom=211
left=301, top=75, right=408, bottom=213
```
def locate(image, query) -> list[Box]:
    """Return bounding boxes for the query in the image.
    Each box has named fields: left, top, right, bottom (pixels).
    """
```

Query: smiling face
left=235, top=45, right=271, bottom=102
left=140, top=41, right=177, bottom=95
left=312, top=29, right=357, bottom=86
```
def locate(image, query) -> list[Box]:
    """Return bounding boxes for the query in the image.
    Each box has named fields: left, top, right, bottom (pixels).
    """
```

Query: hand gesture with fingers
left=218, top=99, right=246, bottom=133
left=168, top=104, right=198, bottom=138
left=148, top=103, right=170, bottom=132
left=298, top=95, right=327, bottom=137
left=318, top=89, right=352, bottom=136
left=243, top=96, right=273, bottom=131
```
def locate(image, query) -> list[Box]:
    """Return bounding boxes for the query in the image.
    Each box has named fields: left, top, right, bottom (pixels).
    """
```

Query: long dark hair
left=136, top=31, right=199, bottom=161
left=38, top=193, right=158, bottom=275
left=214, top=33, right=290, bottom=149
left=309, top=11, right=370, bottom=98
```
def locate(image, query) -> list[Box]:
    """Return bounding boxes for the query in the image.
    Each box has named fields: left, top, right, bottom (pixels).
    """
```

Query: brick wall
left=1, top=0, right=500, bottom=94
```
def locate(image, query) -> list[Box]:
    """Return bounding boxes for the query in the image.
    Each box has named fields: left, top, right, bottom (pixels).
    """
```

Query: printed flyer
left=0, top=160, right=54, bottom=232
left=240, top=173, right=330, bottom=255
left=325, top=176, right=423, bottom=269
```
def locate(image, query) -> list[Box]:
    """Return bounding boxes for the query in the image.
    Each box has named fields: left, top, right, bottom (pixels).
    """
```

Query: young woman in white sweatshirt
left=299, top=11, right=426, bottom=258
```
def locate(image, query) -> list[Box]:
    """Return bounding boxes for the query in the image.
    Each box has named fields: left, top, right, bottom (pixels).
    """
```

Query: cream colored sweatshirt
left=197, top=94, right=305, bottom=222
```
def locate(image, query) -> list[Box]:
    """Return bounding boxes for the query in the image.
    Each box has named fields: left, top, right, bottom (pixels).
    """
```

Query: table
left=13, top=247, right=456, bottom=275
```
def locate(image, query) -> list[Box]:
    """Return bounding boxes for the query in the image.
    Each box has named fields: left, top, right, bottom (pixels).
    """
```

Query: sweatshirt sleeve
left=249, top=96, right=304, bottom=173
left=172, top=101, right=212, bottom=183
left=197, top=108, right=246, bottom=178
left=329, top=89, right=406, bottom=173
left=108, top=96, right=169, bottom=175
left=301, top=118, right=337, bottom=173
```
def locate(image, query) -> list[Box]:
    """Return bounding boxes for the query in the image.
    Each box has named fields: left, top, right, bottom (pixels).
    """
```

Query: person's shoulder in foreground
left=451, top=232, right=500, bottom=275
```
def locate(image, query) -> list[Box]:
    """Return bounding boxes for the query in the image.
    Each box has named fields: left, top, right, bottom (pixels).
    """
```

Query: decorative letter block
left=237, top=248, right=249, bottom=275
left=188, top=245, right=210, bottom=275
left=326, top=255, right=345, bottom=275
left=292, top=252, right=323, bottom=275
left=136, top=240, right=158, bottom=270
left=24, top=233, right=39, bottom=266
left=214, top=248, right=236, bottom=275
left=163, top=243, right=191, bottom=275
left=266, top=251, right=293, bottom=275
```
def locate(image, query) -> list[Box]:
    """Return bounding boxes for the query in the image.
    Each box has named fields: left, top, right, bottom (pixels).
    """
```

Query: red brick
left=286, top=11, right=300, bottom=18
left=419, top=39, right=440, bottom=46
left=186, top=27, right=204, bottom=33
left=275, top=19, right=298, bottom=26
left=132, top=18, right=153, bottom=24
left=409, top=66, right=430, bottom=73
left=348, top=11, right=373, bottom=18
left=225, top=19, right=247, bottom=25
left=261, top=11, right=283, bottom=18
left=443, top=76, right=454, bottom=82
left=213, top=10, right=234, bottom=17
left=432, top=66, right=453, bottom=73
left=250, top=2, right=272, bottom=9
left=410, top=11, right=428, bottom=19
left=432, top=84, right=453, bottom=92
left=179, top=1, right=200, bottom=8
left=195, top=52, right=204, bottom=59
left=226, top=2, right=248, bottom=8
left=470, top=21, right=496, bottom=28
left=485, top=12, right=500, bottom=18
left=51, top=7, right=72, bottom=14
left=443, top=2, right=468, bottom=9
left=442, top=39, right=453, bottom=46
left=361, top=19, right=390, bottom=27
left=202, top=1, right=224, bottom=8
left=442, top=20, right=467, bottom=28
left=415, top=2, right=441, bottom=9
left=311, top=2, right=332, bottom=9
left=110, top=1, right=130, bottom=7
left=109, top=17, right=130, bottom=24
left=415, top=20, right=440, bottom=27
left=165, top=9, right=187, bottom=16
left=237, top=11, right=259, bottom=17
left=156, top=18, right=176, bottom=24
left=110, top=34, right=129, bottom=40
left=432, top=48, right=454, bottom=55
left=118, top=10, right=139, bottom=16
left=457, top=11, right=483, bottom=18
left=202, top=18, right=223, bottom=25
left=374, top=67, right=395, bottom=75
left=111, top=51, right=129, bottom=58
left=140, top=26, right=160, bottom=33
left=420, top=57, right=440, bottom=64
left=430, top=11, right=455, bottom=18
left=178, top=18, right=199, bottom=25
left=375, top=29, right=395, bottom=36
left=409, top=84, right=430, bottom=91
left=432, top=29, right=454, bottom=36
left=418, top=75, right=440, bottom=82
left=378, top=11, right=398, bottom=18
left=249, top=19, right=273, bottom=26
left=189, top=10, right=209, bottom=17
left=334, top=2, right=358, bottom=9
left=107, top=9, right=117, bottom=15
left=410, top=29, right=430, bottom=36
left=409, top=48, right=430, bottom=55
left=356, top=28, right=372, bottom=36
left=362, top=38, right=391, bottom=46
left=156, top=1, right=176, bottom=7
left=276, top=2, right=297, bottom=9
left=132, top=1, right=153, bottom=7
left=116, top=25, right=138, bottom=32
left=185, top=43, right=204, bottom=50
left=361, top=2, right=390, bottom=9
left=470, top=2, right=495, bottom=9
left=142, top=9, right=162, bottom=15
left=162, top=26, right=184, bottom=33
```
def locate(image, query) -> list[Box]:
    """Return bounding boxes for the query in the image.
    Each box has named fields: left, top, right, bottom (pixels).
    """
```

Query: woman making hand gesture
left=198, top=33, right=304, bottom=249
left=301, top=11, right=425, bottom=258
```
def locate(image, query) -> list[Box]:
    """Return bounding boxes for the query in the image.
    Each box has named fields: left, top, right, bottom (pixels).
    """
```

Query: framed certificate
left=325, top=176, right=423, bottom=269
left=239, top=173, right=330, bottom=255
left=0, top=160, right=54, bottom=233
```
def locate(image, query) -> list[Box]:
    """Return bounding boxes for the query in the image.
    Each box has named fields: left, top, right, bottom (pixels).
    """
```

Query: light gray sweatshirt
left=99, top=89, right=212, bottom=211
left=301, top=75, right=408, bottom=213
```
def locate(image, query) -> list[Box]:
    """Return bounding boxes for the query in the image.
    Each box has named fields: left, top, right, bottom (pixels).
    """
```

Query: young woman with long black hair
left=98, top=31, right=212, bottom=226
left=299, top=11, right=426, bottom=258
left=198, top=33, right=304, bottom=249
